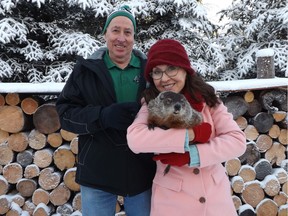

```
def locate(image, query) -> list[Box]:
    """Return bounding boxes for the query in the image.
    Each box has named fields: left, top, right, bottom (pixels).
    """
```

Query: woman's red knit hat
left=144, top=39, right=195, bottom=82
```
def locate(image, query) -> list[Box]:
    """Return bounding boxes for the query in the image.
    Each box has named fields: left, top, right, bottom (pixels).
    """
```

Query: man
left=56, top=5, right=156, bottom=216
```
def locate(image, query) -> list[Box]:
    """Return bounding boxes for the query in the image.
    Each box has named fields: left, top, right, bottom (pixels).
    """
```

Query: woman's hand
left=189, top=122, right=212, bottom=143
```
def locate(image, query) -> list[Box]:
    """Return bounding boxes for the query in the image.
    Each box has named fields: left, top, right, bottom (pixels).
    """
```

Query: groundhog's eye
left=165, top=98, right=172, bottom=104
left=181, top=99, right=186, bottom=106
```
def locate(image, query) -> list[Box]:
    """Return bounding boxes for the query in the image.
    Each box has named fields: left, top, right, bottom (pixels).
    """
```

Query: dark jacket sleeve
left=56, top=62, right=103, bottom=135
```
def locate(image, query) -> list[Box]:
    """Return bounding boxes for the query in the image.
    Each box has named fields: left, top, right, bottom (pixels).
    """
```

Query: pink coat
left=127, top=101, right=246, bottom=216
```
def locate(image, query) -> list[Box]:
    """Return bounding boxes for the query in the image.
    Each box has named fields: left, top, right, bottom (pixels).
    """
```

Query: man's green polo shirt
left=104, top=51, right=141, bottom=102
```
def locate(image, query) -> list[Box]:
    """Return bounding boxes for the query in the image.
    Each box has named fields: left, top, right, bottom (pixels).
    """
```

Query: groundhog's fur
left=147, top=91, right=203, bottom=175
left=147, top=91, right=202, bottom=130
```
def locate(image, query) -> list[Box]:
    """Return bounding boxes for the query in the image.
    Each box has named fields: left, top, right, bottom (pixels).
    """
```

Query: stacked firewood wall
left=0, top=87, right=287, bottom=215
left=221, top=88, right=287, bottom=216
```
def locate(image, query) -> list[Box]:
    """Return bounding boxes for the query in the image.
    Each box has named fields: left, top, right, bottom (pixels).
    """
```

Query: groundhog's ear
left=159, top=93, right=165, bottom=100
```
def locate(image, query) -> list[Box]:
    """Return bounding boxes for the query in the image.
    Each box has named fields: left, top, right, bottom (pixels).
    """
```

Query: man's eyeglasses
left=149, top=66, right=179, bottom=80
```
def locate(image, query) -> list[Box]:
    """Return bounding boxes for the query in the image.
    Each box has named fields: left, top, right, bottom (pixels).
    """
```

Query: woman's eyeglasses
left=149, top=66, right=179, bottom=80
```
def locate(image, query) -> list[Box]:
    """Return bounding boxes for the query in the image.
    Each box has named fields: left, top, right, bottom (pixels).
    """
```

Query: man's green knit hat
left=102, top=5, right=136, bottom=34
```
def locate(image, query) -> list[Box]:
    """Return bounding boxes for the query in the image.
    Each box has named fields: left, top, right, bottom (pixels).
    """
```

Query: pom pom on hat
left=144, top=39, right=195, bottom=82
left=102, top=5, right=136, bottom=34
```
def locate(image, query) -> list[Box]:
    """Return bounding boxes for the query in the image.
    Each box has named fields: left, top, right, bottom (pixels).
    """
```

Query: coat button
left=193, top=168, right=200, bottom=174
left=199, top=197, right=206, bottom=203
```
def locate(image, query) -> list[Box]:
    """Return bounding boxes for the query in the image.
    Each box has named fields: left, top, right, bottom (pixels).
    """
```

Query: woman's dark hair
left=143, top=73, right=220, bottom=107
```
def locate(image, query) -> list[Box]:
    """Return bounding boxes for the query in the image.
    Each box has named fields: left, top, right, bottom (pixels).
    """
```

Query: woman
left=127, top=39, right=246, bottom=216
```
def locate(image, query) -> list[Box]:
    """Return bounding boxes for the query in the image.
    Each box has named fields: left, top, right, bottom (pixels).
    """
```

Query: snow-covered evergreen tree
left=217, top=0, right=288, bottom=80
left=0, top=0, right=222, bottom=83
left=0, top=0, right=286, bottom=83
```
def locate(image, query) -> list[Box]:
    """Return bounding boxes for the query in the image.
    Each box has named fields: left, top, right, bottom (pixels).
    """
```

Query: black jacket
left=56, top=48, right=156, bottom=196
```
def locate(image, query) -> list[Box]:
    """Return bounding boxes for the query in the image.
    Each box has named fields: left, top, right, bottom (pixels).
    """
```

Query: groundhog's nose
left=174, top=104, right=181, bottom=111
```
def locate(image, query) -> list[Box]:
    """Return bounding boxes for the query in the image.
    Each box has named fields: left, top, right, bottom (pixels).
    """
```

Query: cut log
left=272, top=111, right=287, bottom=122
left=247, top=99, right=262, bottom=116
left=278, top=129, right=287, bottom=145
left=53, top=145, right=75, bottom=171
left=235, top=116, right=248, bottom=130
left=56, top=203, right=73, bottom=215
left=0, top=129, right=9, bottom=144
left=224, top=96, right=248, bottom=119
left=0, top=106, right=31, bottom=133
left=252, top=112, right=274, bottom=133
left=225, top=158, right=241, bottom=176
left=22, top=199, right=36, bottom=215
left=254, top=159, right=272, bottom=181
left=24, top=164, right=40, bottom=179
left=238, top=165, right=256, bottom=182
left=0, top=175, right=9, bottom=195
left=273, top=192, right=287, bottom=207
left=255, top=198, right=278, bottom=216
left=272, top=168, right=288, bottom=184
left=16, top=150, right=33, bottom=167
left=260, top=89, right=287, bottom=113
left=238, top=142, right=261, bottom=166
left=7, top=132, right=29, bottom=152
left=16, top=178, right=37, bottom=197
left=283, top=182, right=287, bottom=196
left=3, top=163, right=23, bottom=184
left=0, top=142, right=14, bottom=165
left=255, top=134, right=273, bottom=153
left=32, top=188, right=50, bottom=206
left=11, top=193, right=25, bottom=208
left=5, top=93, right=21, bottom=106
left=244, top=125, right=259, bottom=141
left=49, top=183, right=71, bottom=206
left=33, top=148, right=53, bottom=168
left=28, top=129, right=46, bottom=150
left=38, top=167, right=61, bottom=191
left=6, top=202, right=22, bottom=216
left=244, top=91, right=254, bottom=103
left=0, top=94, right=5, bottom=106
left=21, top=96, right=44, bottom=115
left=33, top=103, right=61, bottom=134
left=278, top=204, right=288, bottom=216
left=33, top=203, right=51, bottom=216
left=241, top=181, right=265, bottom=208
left=70, top=137, right=78, bottom=155
left=232, top=195, right=242, bottom=210
left=261, top=175, right=280, bottom=197
left=238, top=204, right=256, bottom=216
left=268, top=124, right=281, bottom=139
left=72, top=192, right=81, bottom=212
left=0, top=195, right=11, bottom=215
left=63, top=168, right=80, bottom=192
left=60, top=129, right=78, bottom=142
left=47, top=132, right=63, bottom=148
left=231, top=176, right=244, bottom=194
left=265, top=142, right=286, bottom=166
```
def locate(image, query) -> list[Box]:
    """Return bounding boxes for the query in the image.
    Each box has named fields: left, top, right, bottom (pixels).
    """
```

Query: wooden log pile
left=222, top=88, right=287, bottom=216
left=0, top=87, right=287, bottom=215
left=0, top=93, right=82, bottom=216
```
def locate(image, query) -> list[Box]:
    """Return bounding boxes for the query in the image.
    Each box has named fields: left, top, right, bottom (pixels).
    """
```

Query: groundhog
left=147, top=91, right=202, bottom=130
left=147, top=91, right=203, bottom=175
